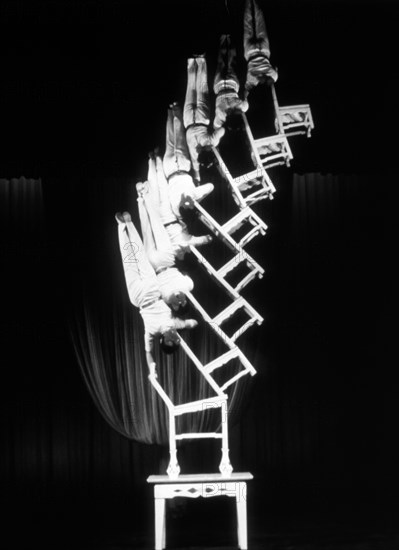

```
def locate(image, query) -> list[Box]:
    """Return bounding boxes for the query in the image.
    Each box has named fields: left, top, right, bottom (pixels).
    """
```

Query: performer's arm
left=145, top=332, right=156, bottom=371
left=146, top=351, right=157, bottom=374
left=174, top=319, right=198, bottom=331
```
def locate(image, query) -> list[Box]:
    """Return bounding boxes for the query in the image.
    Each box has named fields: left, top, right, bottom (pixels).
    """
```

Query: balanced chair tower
left=147, top=77, right=314, bottom=548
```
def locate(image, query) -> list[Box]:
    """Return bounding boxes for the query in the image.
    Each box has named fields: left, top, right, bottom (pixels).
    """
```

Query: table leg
left=236, top=482, right=248, bottom=549
left=155, top=494, right=166, bottom=550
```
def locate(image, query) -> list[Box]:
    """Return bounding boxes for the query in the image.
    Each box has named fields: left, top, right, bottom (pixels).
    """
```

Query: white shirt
left=141, top=299, right=191, bottom=352
left=157, top=267, right=194, bottom=301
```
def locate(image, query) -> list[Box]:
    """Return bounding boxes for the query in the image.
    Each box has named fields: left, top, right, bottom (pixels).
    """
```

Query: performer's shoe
left=136, top=182, right=146, bottom=197
left=115, top=211, right=131, bottom=224
left=115, top=212, right=125, bottom=224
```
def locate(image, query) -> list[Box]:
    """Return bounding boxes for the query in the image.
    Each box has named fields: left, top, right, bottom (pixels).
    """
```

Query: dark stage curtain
left=1, top=176, right=48, bottom=359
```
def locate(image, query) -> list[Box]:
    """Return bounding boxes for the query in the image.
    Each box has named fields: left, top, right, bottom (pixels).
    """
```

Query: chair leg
left=167, top=412, right=180, bottom=478
left=219, top=406, right=233, bottom=476
left=155, top=495, right=166, bottom=550
left=236, top=483, right=248, bottom=549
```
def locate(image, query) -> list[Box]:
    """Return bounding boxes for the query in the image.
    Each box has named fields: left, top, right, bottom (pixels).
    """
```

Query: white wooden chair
left=271, top=83, right=314, bottom=138
left=192, top=199, right=265, bottom=294
left=148, top=298, right=259, bottom=479
left=148, top=284, right=263, bottom=478
left=212, top=144, right=276, bottom=208
left=242, top=112, right=293, bottom=170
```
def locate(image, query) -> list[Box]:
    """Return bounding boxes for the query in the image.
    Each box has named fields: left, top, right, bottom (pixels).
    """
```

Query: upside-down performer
left=243, top=0, right=278, bottom=99
left=183, top=55, right=225, bottom=183
left=145, top=152, right=212, bottom=253
left=163, top=102, right=214, bottom=219
left=115, top=211, right=198, bottom=367
left=213, top=34, right=249, bottom=130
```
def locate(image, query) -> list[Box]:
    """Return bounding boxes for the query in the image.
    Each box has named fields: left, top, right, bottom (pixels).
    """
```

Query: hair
left=159, top=336, right=180, bottom=355
left=226, top=111, right=244, bottom=131
left=198, top=148, right=215, bottom=169
left=173, top=301, right=190, bottom=317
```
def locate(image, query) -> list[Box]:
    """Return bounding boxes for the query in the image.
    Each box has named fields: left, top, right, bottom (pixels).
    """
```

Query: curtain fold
left=68, top=175, right=254, bottom=446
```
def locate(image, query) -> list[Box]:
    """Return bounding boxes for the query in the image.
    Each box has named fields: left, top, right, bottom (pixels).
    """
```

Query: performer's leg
left=184, top=57, right=211, bottom=128
left=116, top=213, right=156, bottom=304
left=243, top=0, right=270, bottom=60
left=163, top=108, right=175, bottom=180
left=137, top=195, right=157, bottom=256
left=152, top=154, right=177, bottom=226
left=213, top=34, right=240, bottom=96
left=147, top=154, right=161, bottom=210
left=243, top=0, right=277, bottom=96
left=163, top=103, right=192, bottom=180
left=184, top=58, right=198, bottom=127
left=141, top=195, right=174, bottom=254
left=214, top=35, right=241, bottom=129
left=195, top=57, right=211, bottom=125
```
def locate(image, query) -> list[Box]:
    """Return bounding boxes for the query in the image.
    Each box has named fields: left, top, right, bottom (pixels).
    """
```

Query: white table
left=147, top=472, right=253, bottom=549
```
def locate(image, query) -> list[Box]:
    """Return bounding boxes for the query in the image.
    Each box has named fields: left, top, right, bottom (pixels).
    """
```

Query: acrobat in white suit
left=163, top=102, right=214, bottom=220
left=243, top=0, right=278, bottom=98
left=213, top=34, right=249, bottom=130
left=183, top=55, right=225, bottom=182
left=116, top=212, right=197, bottom=369
left=144, top=152, right=212, bottom=254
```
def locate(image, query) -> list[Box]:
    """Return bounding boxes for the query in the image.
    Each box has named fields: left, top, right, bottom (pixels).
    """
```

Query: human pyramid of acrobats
left=115, top=0, right=313, bottom=460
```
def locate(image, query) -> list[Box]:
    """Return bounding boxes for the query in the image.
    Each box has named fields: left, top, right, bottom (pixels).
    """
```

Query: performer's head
left=198, top=148, right=216, bottom=170
left=159, top=328, right=180, bottom=354
left=226, top=111, right=244, bottom=131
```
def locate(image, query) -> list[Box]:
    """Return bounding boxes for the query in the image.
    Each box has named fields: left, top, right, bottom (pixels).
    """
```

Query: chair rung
left=255, top=134, right=287, bottom=147
left=217, top=254, right=243, bottom=278
left=245, top=188, right=273, bottom=203
left=238, top=226, right=265, bottom=247
left=212, top=297, right=245, bottom=326
left=279, top=103, right=312, bottom=112
left=204, top=348, right=240, bottom=374
left=174, top=395, right=227, bottom=416
left=235, top=269, right=261, bottom=293
left=222, top=208, right=252, bottom=234
left=230, top=318, right=257, bottom=343
left=220, top=369, right=253, bottom=392
left=283, top=121, right=311, bottom=129
left=260, top=152, right=291, bottom=163
left=234, top=169, right=262, bottom=189
left=175, top=433, right=223, bottom=440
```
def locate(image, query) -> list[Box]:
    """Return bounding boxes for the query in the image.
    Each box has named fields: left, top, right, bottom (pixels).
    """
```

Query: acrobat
left=163, top=102, right=214, bottom=220
left=115, top=212, right=198, bottom=369
left=145, top=151, right=212, bottom=253
left=243, top=0, right=278, bottom=99
left=183, top=55, right=225, bottom=182
left=213, top=34, right=249, bottom=130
